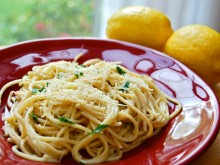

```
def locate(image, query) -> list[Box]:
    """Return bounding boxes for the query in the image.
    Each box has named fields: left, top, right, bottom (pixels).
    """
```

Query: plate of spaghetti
left=0, top=38, right=219, bottom=165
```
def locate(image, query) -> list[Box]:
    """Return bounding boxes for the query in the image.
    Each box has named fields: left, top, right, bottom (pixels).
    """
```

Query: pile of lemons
left=106, top=6, right=220, bottom=91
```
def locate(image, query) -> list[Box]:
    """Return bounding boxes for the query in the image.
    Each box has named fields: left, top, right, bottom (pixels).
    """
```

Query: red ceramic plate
left=0, top=38, right=219, bottom=165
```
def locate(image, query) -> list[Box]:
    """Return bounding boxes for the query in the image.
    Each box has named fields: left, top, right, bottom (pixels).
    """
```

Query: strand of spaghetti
left=106, top=111, right=139, bottom=142
left=19, top=138, right=34, bottom=155
left=13, top=95, right=46, bottom=138
left=73, top=53, right=83, bottom=62
left=0, top=79, right=21, bottom=104
left=43, top=109, right=91, bottom=133
left=167, top=97, right=182, bottom=118
left=39, top=136, right=77, bottom=144
left=116, top=94, right=154, bottom=138
left=106, top=147, right=122, bottom=161
left=12, top=145, right=59, bottom=163
left=6, top=91, right=16, bottom=108
left=24, top=107, right=67, bottom=161
left=72, top=134, right=109, bottom=164
left=83, top=58, right=102, bottom=66
left=56, top=126, right=70, bottom=138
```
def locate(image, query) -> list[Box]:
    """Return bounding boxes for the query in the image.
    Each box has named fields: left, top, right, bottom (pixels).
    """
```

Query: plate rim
left=0, top=37, right=220, bottom=164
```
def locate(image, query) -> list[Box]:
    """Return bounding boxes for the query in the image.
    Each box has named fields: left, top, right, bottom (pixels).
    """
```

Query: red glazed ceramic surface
left=0, top=38, right=219, bottom=165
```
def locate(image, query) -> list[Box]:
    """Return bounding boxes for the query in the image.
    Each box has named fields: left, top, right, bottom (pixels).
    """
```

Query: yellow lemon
left=164, top=25, right=220, bottom=87
left=106, top=6, right=173, bottom=51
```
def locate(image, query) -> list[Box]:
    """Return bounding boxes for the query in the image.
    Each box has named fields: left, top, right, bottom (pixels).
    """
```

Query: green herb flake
left=116, top=66, right=126, bottom=75
left=58, top=117, right=75, bottom=124
left=119, top=81, right=131, bottom=92
left=124, top=81, right=130, bottom=88
left=74, top=71, right=83, bottom=78
left=29, top=113, right=38, bottom=121
left=32, top=87, right=46, bottom=94
left=57, top=73, right=62, bottom=79
left=39, top=87, right=45, bottom=92
left=88, top=124, right=109, bottom=135
left=32, top=88, right=38, bottom=94
left=80, top=64, right=86, bottom=68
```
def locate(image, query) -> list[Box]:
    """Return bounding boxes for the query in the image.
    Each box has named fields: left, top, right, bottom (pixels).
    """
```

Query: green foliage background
left=0, top=0, right=94, bottom=45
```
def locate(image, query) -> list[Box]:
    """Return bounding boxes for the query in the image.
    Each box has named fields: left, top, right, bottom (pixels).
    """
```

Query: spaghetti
left=0, top=56, right=181, bottom=164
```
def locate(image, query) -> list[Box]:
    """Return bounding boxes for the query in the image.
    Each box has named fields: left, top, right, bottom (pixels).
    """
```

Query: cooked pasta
left=0, top=56, right=181, bottom=164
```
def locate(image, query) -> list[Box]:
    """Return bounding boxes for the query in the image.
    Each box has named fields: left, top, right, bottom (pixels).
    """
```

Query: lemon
left=106, top=6, right=173, bottom=51
left=164, top=25, right=220, bottom=87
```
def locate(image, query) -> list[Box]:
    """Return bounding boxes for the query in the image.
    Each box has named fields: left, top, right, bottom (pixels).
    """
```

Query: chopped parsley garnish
left=88, top=124, right=109, bottom=135
left=119, top=81, right=131, bottom=92
left=124, top=81, right=130, bottom=88
left=29, top=113, right=38, bottom=121
left=74, top=71, right=84, bottom=78
left=80, top=64, right=86, bottom=68
left=38, top=87, right=45, bottom=92
left=32, top=87, right=46, bottom=94
left=57, top=73, right=61, bottom=79
left=58, top=117, right=75, bottom=124
left=32, top=88, right=38, bottom=94
left=116, top=66, right=126, bottom=75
